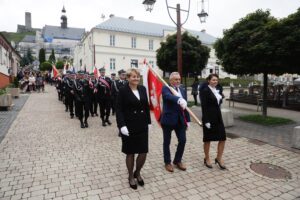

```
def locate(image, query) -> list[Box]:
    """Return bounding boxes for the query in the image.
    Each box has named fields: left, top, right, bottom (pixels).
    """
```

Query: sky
left=0, top=0, right=299, bottom=38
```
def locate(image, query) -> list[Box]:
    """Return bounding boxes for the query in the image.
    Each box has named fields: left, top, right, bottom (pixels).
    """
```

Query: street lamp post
left=143, top=0, right=208, bottom=79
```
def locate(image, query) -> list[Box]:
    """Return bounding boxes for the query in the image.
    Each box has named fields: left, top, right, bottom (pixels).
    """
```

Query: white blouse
left=132, top=90, right=140, bottom=100
left=208, top=85, right=222, bottom=105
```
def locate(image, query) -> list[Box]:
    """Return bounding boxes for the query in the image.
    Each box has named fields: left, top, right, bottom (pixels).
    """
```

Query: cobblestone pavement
left=0, top=94, right=29, bottom=143
left=0, top=86, right=300, bottom=200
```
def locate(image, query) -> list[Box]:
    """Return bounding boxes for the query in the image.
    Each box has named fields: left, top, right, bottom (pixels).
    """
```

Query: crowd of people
left=53, top=68, right=227, bottom=190
left=17, top=70, right=51, bottom=93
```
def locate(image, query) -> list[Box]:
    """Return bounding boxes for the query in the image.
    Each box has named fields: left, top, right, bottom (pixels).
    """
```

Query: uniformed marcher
left=73, top=72, right=93, bottom=128
left=95, top=67, right=112, bottom=126
left=89, top=75, right=98, bottom=117
left=63, top=73, right=75, bottom=118
left=55, top=76, right=63, bottom=101
left=110, top=73, right=117, bottom=115
left=111, top=69, right=128, bottom=116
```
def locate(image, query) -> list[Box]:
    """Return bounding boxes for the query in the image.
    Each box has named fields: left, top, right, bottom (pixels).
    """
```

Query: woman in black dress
left=200, top=74, right=227, bottom=170
left=116, top=69, right=151, bottom=189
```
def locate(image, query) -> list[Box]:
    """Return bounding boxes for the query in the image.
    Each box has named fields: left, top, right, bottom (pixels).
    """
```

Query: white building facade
left=74, top=16, right=236, bottom=79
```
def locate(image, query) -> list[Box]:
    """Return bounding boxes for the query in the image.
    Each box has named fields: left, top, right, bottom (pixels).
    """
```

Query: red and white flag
left=52, top=64, right=59, bottom=78
left=148, top=68, right=163, bottom=124
left=93, top=66, right=100, bottom=78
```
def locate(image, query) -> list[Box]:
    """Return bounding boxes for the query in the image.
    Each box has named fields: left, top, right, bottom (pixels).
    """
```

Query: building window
left=149, top=40, right=153, bottom=50
left=110, top=35, right=115, bottom=46
left=110, top=58, right=116, bottom=70
left=209, top=69, right=213, bottom=74
left=131, top=37, right=136, bottom=48
left=149, top=60, right=154, bottom=68
left=130, top=59, right=138, bottom=68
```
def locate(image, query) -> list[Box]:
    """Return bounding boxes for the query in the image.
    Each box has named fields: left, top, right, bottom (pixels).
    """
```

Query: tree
left=214, top=10, right=281, bottom=117
left=26, top=48, right=34, bottom=64
left=38, top=48, right=46, bottom=65
left=48, top=49, right=56, bottom=64
left=55, top=60, right=64, bottom=70
left=273, top=8, right=300, bottom=71
left=157, top=32, right=210, bottom=77
left=20, top=48, right=34, bottom=66
left=40, top=62, right=52, bottom=71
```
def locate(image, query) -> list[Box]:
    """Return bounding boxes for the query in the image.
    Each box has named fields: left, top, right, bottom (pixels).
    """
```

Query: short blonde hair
left=126, top=68, right=140, bottom=78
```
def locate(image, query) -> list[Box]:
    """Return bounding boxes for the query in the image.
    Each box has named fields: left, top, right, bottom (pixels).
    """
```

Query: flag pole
left=147, top=66, right=202, bottom=127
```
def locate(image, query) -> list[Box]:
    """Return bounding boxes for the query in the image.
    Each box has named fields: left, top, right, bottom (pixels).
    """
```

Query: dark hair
left=207, top=73, right=219, bottom=81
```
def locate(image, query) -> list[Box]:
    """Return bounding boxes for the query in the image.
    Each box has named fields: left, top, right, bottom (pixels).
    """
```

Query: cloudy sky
left=0, top=0, right=299, bottom=37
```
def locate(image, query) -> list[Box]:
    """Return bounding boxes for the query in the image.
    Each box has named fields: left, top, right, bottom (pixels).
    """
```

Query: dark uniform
left=64, top=76, right=75, bottom=118
left=55, top=77, right=64, bottom=101
left=111, top=69, right=128, bottom=114
left=90, top=78, right=99, bottom=117
left=96, top=68, right=112, bottom=126
left=73, top=75, right=93, bottom=128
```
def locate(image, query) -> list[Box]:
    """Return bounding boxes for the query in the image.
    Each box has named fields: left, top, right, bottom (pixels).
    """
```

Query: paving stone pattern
left=0, top=94, right=29, bottom=143
left=0, top=86, right=299, bottom=200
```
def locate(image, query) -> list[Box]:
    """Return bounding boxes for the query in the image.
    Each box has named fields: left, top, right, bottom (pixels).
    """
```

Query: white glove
left=205, top=123, right=211, bottom=129
left=177, top=98, right=187, bottom=110
left=120, top=126, right=129, bottom=136
left=148, top=124, right=152, bottom=132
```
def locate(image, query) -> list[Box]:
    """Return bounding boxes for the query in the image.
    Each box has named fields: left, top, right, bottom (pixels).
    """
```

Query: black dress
left=116, top=84, right=151, bottom=154
left=200, top=86, right=226, bottom=142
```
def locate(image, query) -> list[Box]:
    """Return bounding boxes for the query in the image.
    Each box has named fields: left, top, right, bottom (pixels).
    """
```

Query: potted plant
left=0, top=88, right=12, bottom=109
left=6, top=77, right=20, bottom=98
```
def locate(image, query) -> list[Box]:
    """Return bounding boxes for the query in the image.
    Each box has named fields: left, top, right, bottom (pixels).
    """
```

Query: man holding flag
left=160, top=72, right=190, bottom=172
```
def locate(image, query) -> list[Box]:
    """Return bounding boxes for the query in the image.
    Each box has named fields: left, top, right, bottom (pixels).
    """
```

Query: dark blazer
left=160, top=85, right=191, bottom=127
left=116, top=84, right=151, bottom=135
left=200, top=86, right=226, bottom=141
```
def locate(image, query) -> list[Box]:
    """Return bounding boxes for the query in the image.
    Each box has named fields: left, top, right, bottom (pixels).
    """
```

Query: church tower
left=61, top=6, right=68, bottom=29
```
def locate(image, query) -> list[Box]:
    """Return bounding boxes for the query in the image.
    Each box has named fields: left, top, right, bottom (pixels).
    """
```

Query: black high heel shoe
left=215, top=158, right=227, bottom=170
left=133, top=171, right=144, bottom=186
left=204, top=159, right=213, bottom=169
left=128, top=178, right=137, bottom=190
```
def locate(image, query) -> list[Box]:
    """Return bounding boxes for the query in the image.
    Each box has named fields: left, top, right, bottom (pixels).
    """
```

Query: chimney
left=25, top=12, right=32, bottom=29
left=129, top=16, right=134, bottom=20
left=109, top=14, right=115, bottom=18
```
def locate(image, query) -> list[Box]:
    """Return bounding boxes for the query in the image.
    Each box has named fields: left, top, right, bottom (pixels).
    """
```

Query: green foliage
left=214, top=10, right=280, bottom=75
left=13, top=77, right=19, bottom=88
left=40, top=62, right=52, bottom=71
left=214, top=9, right=300, bottom=75
left=55, top=61, right=64, bottom=69
left=239, top=115, right=294, bottom=126
left=48, top=49, right=56, bottom=64
left=157, top=32, right=210, bottom=75
left=0, top=89, right=6, bottom=95
left=39, top=48, right=46, bottom=65
left=0, top=31, right=35, bottom=43
left=20, top=48, right=34, bottom=66
left=26, top=48, right=34, bottom=64
left=272, top=8, right=300, bottom=72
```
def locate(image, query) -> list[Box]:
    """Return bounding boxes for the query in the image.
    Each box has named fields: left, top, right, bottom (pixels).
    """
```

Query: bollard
left=292, top=126, right=300, bottom=149
left=221, top=108, right=234, bottom=127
